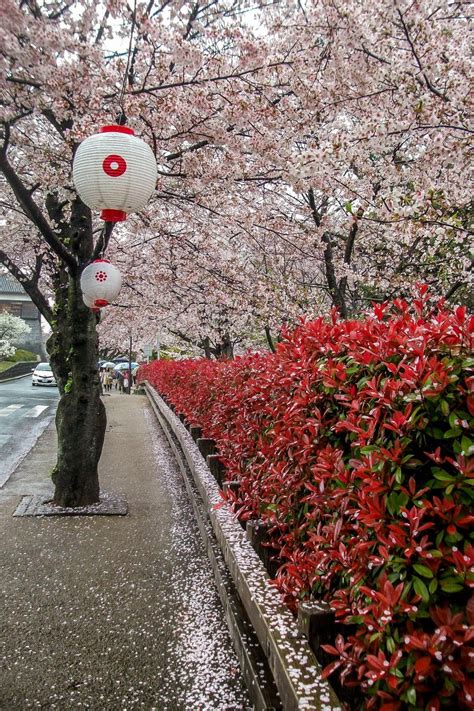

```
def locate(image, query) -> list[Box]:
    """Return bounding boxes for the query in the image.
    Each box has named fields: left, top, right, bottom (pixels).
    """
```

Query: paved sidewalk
left=0, top=393, right=251, bottom=710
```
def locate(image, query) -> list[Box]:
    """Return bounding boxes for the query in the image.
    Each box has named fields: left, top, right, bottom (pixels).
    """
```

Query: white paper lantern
left=82, top=292, right=100, bottom=312
left=72, top=125, right=157, bottom=222
left=80, top=260, right=122, bottom=309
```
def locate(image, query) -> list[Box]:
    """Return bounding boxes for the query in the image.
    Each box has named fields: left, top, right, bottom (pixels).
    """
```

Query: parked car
left=32, top=362, right=57, bottom=387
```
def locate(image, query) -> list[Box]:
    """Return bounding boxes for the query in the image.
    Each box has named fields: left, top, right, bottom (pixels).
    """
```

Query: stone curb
left=144, top=382, right=342, bottom=711
left=146, top=387, right=281, bottom=711
left=0, top=371, right=35, bottom=384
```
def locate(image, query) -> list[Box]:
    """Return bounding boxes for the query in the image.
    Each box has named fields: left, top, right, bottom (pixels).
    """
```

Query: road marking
left=23, top=405, right=49, bottom=418
left=0, top=404, right=23, bottom=417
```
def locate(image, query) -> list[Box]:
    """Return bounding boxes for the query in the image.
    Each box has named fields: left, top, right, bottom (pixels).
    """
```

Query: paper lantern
left=82, top=292, right=100, bottom=313
left=80, top=260, right=122, bottom=309
left=72, top=125, right=157, bottom=222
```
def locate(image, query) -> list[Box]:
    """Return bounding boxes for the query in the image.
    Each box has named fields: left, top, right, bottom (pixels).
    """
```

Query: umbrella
left=113, top=362, right=139, bottom=371
left=101, top=361, right=116, bottom=369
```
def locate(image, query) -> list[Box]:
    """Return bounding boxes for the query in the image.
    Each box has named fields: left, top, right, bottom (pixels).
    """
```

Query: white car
left=32, top=362, right=57, bottom=387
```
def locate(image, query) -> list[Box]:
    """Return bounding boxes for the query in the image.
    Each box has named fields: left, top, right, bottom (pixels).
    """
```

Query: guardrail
left=144, top=381, right=342, bottom=711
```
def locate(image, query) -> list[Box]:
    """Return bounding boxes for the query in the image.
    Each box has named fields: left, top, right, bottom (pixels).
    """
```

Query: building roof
left=0, top=273, right=27, bottom=295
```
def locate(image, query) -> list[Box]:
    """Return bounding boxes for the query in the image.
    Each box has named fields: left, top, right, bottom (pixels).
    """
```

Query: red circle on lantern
left=102, top=154, right=127, bottom=177
left=95, top=271, right=108, bottom=282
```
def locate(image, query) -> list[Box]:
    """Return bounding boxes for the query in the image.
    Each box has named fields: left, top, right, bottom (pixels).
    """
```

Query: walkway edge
left=144, top=382, right=342, bottom=711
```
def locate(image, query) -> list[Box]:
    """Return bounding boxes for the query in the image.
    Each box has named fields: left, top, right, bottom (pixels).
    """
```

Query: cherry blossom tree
left=243, top=0, right=473, bottom=315
left=0, top=0, right=471, bottom=506
left=0, top=312, right=31, bottom=358
left=0, top=0, right=280, bottom=505
left=101, top=0, right=472, bottom=356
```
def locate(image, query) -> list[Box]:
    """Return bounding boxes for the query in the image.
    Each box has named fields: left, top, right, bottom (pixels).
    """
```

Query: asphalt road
left=0, top=374, right=59, bottom=487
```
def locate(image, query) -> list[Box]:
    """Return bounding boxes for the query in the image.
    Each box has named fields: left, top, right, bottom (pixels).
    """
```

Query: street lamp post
left=128, top=331, right=132, bottom=395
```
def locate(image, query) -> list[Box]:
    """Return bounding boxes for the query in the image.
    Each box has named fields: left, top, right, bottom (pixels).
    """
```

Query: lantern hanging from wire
left=80, top=259, right=122, bottom=309
left=72, top=125, right=157, bottom=222
left=82, top=292, right=100, bottom=313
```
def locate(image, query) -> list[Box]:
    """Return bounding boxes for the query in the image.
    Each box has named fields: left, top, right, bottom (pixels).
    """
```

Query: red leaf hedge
left=138, top=296, right=474, bottom=710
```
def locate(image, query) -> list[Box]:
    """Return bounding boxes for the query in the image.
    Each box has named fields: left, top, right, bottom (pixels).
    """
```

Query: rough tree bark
left=0, top=145, right=108, bottom=507
left=49, top=277, right=106, bottom=507
left=47, top=198, right=107, bottom=507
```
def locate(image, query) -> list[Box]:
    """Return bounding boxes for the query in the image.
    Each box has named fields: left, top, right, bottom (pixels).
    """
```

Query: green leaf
left=413, top=576, right=430, bottom=602
left=444, top=428, right=462, bottom=438
left=440, top=580, right=463, bottom=593
left=413, top=564, right=434, bottom=578
left=406, top=686, right=417, bottom=706
left=461, top=436, right=473, bottom=456
left=347, top=615, right=364, bottom=624
left=449, top=412, right=459, bottom=428
left=440, top=400, right=450, bottom=417
left=386, top=636, right=396, bottom=654
left=429, top=578, right=438, bottom=594
left=433, top=469, right=456, bottom=482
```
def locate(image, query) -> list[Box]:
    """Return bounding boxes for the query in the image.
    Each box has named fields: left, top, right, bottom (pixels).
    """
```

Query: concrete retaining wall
left=0, top=361, right=36, bottom=382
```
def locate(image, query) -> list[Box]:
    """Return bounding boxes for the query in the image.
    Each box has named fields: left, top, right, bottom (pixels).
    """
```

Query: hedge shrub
left=139, top=294, right=473, bottom=710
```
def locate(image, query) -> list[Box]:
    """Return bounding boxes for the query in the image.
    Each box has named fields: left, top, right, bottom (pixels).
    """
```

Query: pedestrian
left=104, top=370, right=113, bottom=392
left=123, top=369, right=130, bottom=392
left=99, top=368, right=106, bottom=394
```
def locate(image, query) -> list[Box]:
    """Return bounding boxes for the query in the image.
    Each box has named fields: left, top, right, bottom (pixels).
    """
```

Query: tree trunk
left=322, top=232, right=348, bottom=319
left=220, top=332, right=234, bottom=359
left=50, top=273, right=105, bottom=507
left=45, top=198, right=106, bottom=508
left=201, top=336, right=212, bottom=359
left=264, top=325, right=276, bottom=353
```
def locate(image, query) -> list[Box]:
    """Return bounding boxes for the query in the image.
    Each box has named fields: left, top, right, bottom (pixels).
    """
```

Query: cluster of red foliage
left=139, top=293, right=473, bottom=710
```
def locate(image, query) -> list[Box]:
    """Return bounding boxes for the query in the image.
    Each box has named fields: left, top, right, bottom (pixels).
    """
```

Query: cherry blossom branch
left=48, top=1, right=75, bottom=21
left=357, top=45, right=390, bottom=65
left=0, top=248, right=53, bottom=323
left=6, top=76, right=42, bottom=89
left=92, top=221, right=115, bottom=261
left=95, top=9, right=110, bottom=45
left=22, top=0, right=42, bottom=20
left=445, top=280, right=466, bottom=300
left=397, top=8, right=449, bottom=102
left=43, top=113, right=74, bottom=144
left=0, top=150, right=76, bottom=271
left=166, top=140, right=210, bottom=161
left=114, top=61, right=293, bottom=97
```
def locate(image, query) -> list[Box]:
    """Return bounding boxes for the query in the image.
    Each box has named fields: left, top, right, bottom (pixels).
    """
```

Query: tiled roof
left=0, top=273, right=27, bottom=295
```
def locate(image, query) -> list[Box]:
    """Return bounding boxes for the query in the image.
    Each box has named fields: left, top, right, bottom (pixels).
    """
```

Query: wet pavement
left=0, top=374, right=58, bottom=486
left=0, top=393, right=252, bottom=710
